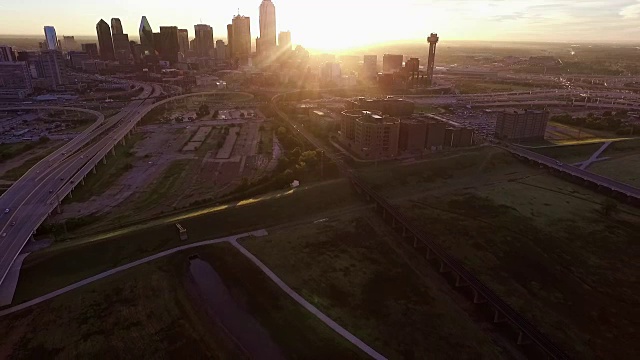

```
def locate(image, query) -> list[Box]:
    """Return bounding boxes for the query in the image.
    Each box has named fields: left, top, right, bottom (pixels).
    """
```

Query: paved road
left=579, top=141, right=613, bottom=170
left=504, top=144, right=640, bottom=199
left=0, top=82, right=161, bottom=286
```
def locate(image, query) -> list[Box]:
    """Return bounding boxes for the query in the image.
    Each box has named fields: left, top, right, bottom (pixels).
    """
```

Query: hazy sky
left=2, top=0, right=640, bottom=50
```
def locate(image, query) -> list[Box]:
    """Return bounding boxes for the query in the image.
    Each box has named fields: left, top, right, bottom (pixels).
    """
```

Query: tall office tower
left=81, top=43, right=99, bottom=58
left=39, top=50, right=64, bottom=89
left=96, top=19, right=115, bottom=61
left=0, top=46, right=16, bottom=62
left=194, top=24, right=214, bottom=57
left=43, top=26, right=58, bottom=50
left=226, top=24, right=234, bottom=59
left=62, top=36, right=79, bottom=51
left=362, top=55, right=377, bottom=79
left=0, top=62, right=33, bottom=97
left=177, top=29, right=189, bottom=55
left=112, top=33, right=131, bottom=64
left=382, top=54, right=403, bottom=73
left=139, top=16, right=154, bottom=56
left=405, top=57, right=420, bottom=84
left=130, top=41, right=143, bottom=63
left=278, top=31, right=291, bottom=51
left=259, top=0, right=277, bottom=54
left=426, top=33, right=439, bottom=87
left=215, top=40, right=227, bottom=60
left=232, top=15, right=251, bottom=65
left=111, top=18, right=124, bottom=35
left=158, top=26, right=179, bottom=63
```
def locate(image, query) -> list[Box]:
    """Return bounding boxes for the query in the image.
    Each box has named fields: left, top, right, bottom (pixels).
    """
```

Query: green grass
left=0, top=147, right=57, bottom=182
left=0, top=243, right=362, bottom=358
left=258, top=128, right=273, bottom=155
left=12, top=180, right=359, bottom=303
left=455, top=81, right=537, bottom=94
left=528, top=142, right=605, bottom=163
left=128, top=160, right=191, bottom=211
left=242, top=214, right=506, bottom=359
left=65, top=134, right=144, bottom=204
left=0, top=142, right=41, bottom=163
left=372, top=149, right=640, bottom=359
left=589, top=154, right=640, bottom=187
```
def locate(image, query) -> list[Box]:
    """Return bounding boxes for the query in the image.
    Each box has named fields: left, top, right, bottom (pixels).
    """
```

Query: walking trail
left=0, top=229, right=386, bottom=360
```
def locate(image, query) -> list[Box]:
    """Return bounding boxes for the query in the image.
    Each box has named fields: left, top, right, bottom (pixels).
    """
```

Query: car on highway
left=556, top=161, right=564, bottom=166
left=10, top=221, right=15, bottom=226
left=4, top=208, right=9, bottom=214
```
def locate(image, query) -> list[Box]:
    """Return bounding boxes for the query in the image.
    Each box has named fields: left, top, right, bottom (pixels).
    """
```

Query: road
left=503, top=144, right=640, bottom=199
left=0, top=82, right=162, bottom=286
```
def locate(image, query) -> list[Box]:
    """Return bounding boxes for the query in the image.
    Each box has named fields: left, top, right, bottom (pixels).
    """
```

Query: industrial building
left=495, top=109, right=549, bottom=141
left=353, top=113, right=400, bottom=159
left=345, top=97, right=415, bottom=117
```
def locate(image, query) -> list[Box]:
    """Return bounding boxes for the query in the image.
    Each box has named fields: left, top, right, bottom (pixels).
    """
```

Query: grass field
left=65, top=134, right=144, bottom=204
left=0, top=146, right=59, bottom=182
left=0, top=243, right=363, bottom=358
left=528, top=142, right=604, bottom=163
left=12, top=180, right=360, bottom=303
left=126, top=159, right=191, bottom=213
left=360, top=147, right=640, bottom=359
left=242, top=214, right=506, bottom=359
left=589, top=153, right=640, bottom=187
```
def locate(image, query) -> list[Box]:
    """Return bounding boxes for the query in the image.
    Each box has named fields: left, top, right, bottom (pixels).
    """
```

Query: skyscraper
left=38, top=50, right=64, bottom=89
left=96, top=19, right=115, bottom=61
left=0, top=62, right=33, bottom=97
left=62, top=36, right=79, bottom=51
left=194, top=24, right=214, bottom=57
left=259, top=0, right=277, bottom=54
left=215, top=40, right=226, bottom=61
left=81, top=43, right=99, bottom=58
left=113, top=33, right=131, bottom=64
left=178, top=29, right=189, bottom=55
left=362, top=55, right=378, bottom=80
left=0, top=46, right=16, bottom=62
left=111, top=18, right=124, bottom=35
left=383, top=54, right=403, bottom=73
left=43, top=26, right=58, bottom=50
left=227, top=24, right=234, bottom=59
left=159, top=26, right=179, bottom=63
left=278, top=31, right=291, bottom=51
left=232, top=15, right=251, bottom=65
left=139, top=16, right=154, bottom=56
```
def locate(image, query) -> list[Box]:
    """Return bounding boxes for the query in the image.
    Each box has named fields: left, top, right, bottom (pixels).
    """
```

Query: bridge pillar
left=68, top=191, right=72, bottom=199
left=493, top=309, right=507, bottom=323
left=103, top=157, right=107, bottom=165
left=92, top=166, right=97, bottom=174
left=111, top=148, right=116, bottom=156
left=122, top=138, right=126, bottom=146
left=455, top=274, right=470, bottom=287
left=472, top=289, right=487, bottom=304
left=81, top=178, right=85, bottom=186
left=517, top=331, right=532, bottom=345
left=402, top=227, right=409, bottom=237
left=439, top=260, right=451, bottom=273
left=425, top=247, right=435, bottom=260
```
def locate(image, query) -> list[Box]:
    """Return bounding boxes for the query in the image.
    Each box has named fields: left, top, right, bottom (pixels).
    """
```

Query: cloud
left=620, top=1, right=640, bottom=18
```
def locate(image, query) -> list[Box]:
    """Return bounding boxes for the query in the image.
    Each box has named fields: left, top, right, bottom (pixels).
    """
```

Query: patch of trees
left=197, top=104, right=210, bottom=118
left=550, top=111, right=632, bottom=132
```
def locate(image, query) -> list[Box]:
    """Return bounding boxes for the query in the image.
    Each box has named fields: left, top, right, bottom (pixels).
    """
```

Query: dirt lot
left=359, top=147, right=640, bottom=359
left=56, top=106, right=278, bottom=221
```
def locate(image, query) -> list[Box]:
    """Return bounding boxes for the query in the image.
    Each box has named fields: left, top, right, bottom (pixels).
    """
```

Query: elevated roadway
left=0, top=83, right=161, bottom=286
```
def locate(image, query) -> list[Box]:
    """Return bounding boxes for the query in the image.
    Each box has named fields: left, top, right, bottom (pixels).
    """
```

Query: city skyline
left=3, top=1, right=640, bottom=51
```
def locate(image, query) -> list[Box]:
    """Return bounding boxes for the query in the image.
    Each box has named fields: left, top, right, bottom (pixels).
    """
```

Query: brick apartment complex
left=495, top=109, right=549, bottom=141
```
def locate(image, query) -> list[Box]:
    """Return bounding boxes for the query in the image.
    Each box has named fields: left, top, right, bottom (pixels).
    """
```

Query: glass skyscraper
left=259, top=0, right=277, bottom=53
left=96, top=19, right=115, bottom=61
left=139, top=16, right=154, bottom=56
left=43, top=26, right=58, bottom=50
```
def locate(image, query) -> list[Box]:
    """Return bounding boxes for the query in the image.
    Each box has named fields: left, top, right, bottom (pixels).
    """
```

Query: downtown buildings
left=231, top=15, right=251, bottom=66
left=96, top=19, right=115, bottom=61
left=258, top=0, right=277, bottom=55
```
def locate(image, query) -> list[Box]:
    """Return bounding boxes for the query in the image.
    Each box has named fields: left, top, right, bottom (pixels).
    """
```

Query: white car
left=4, top=208, right=9, bottom=214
